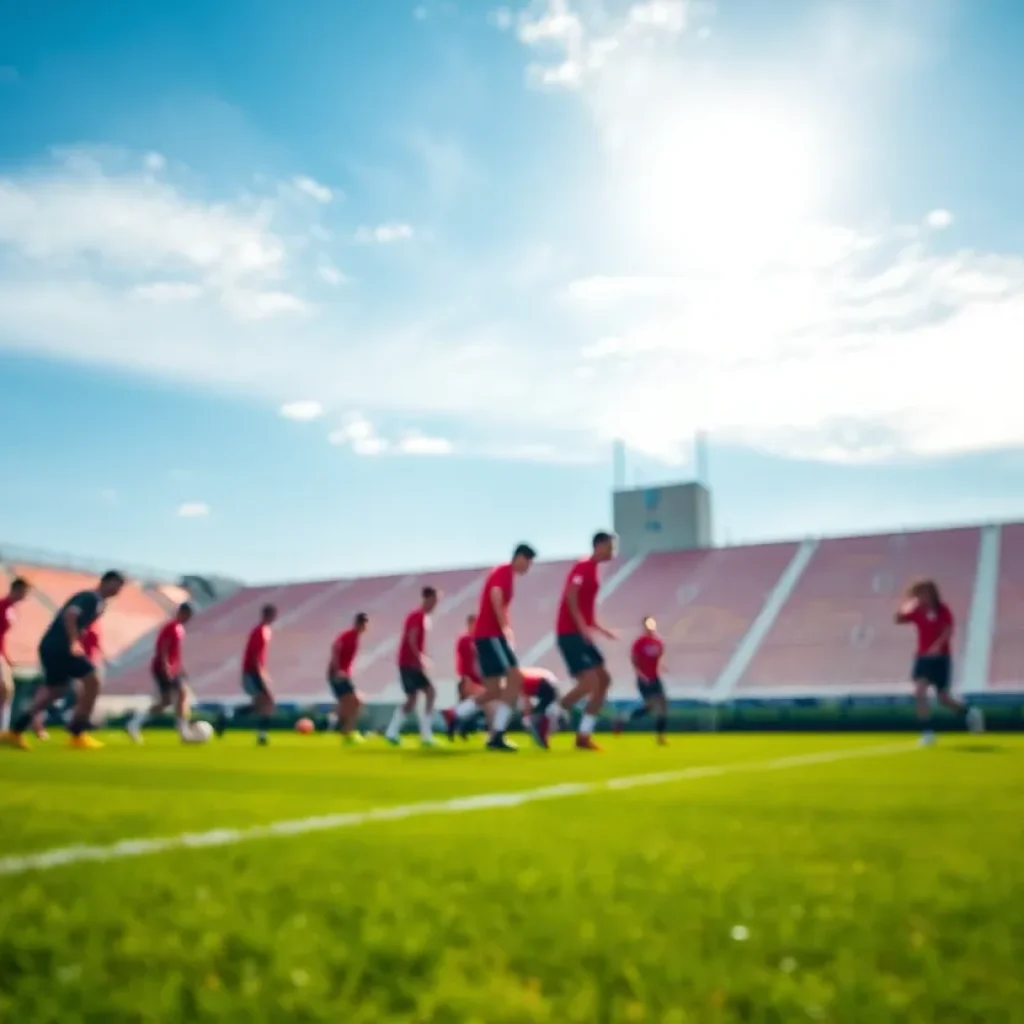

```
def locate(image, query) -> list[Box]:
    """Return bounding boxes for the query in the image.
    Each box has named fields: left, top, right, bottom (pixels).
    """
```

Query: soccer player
left=328, top=612, right=369, bottom=744
left=2, top=570, right=125, bottom=751
left=450, top=543, right=537, bottom=752
left=620, top=616, right=668, bottom=744
left=126, top=603, right=195, bottom=743
left=443, top=613, right=491, bottom=741
left=556, top=532, right=618, bottom=751
left=230, top=603, right=278, bottom=746
left=895, top=579, right=983, bottom=745
left=518, top=666, right=564, bottom=749
left=385, top=587, right=440, bottom=746
left=0, top=577, right=30, bottom=736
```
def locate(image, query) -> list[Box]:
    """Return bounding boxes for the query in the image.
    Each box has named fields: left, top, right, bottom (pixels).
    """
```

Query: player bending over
left=328, top=612, right=369, bottom=744
left=616, top=616, right=668, bottom=745
left=519, top=667, right=564, bottom=749
left=895, top=579, right=983, bottom=746
left=444, top=613, right=495, bottom=740
left=126, top=603, right=195, bottom=743
left=386, top=587, right=440, bottom=747
left=2, top=571, right=125, bottom=751
left=450, top=543, right=537, bottom=752
left=555, top=532, right=618, bottom=752
left=0, top=577, right=38, bottom=737
left=223, top=603, right=278, bottom=745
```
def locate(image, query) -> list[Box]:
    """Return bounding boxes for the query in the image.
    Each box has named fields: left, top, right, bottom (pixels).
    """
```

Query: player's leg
left=532, top=680, right=561, bottom=749
left=386, top=671, right=418, bottom=745
left=0, top=657, right=13, bottom=734
left=340, top=690, right=364, bottom=743
left=912, top=657, right=934, bottom=745
left=556, top=636, right=606, bottom=750
left=66, top=662, right=104, bottom=749
left=485, top=644, right=521, bottom=751
left=173, top=682, right=193, bottom=737
left=127, top=670, right=173, bottom=743
left=931, top=657, right=984, bottom=733
left=651, top=683, right=669, bottom=744
left=253, top=686, right=275, bottom=746
left=3, top=680, right=61, bottom=749
left=418, top=678, right=437, bottom=745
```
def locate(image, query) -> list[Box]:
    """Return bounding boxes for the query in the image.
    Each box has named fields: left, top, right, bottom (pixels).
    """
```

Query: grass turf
left=1, top=730, right=1022, bottom=1022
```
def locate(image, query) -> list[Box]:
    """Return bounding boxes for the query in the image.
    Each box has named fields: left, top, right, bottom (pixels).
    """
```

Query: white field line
left=0, top=742, right=913, bottom=878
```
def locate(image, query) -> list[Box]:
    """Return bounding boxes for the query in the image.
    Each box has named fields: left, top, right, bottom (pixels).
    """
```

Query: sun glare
left=623, top=92, right=823, bottom=269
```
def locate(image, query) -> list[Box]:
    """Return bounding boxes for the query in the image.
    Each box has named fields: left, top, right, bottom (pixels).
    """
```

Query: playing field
left=1, top=731, right=1022, bottom=1023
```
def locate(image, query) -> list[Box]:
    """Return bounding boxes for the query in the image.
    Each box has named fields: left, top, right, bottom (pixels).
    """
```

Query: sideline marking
left=0, top=742, right=913, bottom=878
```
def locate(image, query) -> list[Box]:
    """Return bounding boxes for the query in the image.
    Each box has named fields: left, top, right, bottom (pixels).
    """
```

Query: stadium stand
left=6, top=522, right=1022, bottom=702
left=990, top=522, right=1024, bottom=690
left=737, top=527, right=982, bottom=695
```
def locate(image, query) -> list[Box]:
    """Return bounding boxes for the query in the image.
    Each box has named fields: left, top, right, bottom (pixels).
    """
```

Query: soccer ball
left=295, top=717, right=315, bottom=735
left=183, top=720, right=214, bottom=744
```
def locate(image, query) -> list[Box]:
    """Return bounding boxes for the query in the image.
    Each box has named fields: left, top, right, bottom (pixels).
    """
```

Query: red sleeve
left=631, top=637, right=642, bottom=661
left=942, top=605, right=954, bottom=630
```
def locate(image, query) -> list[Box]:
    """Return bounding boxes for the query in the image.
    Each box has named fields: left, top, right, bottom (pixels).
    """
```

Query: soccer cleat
left=0, top=730, right=31, bottom=751
left=612, top=718, right=624, bottom=736
left=420, top=735, right=438, bottom=748
left=34, top=728, right=50, bottom=741
left=69, top=733, right=104, bottom=750
left=125, top=721, right=143, bottom=745
left=919, top=730, right=936, bottom=748
left=657, top=733, right=668, bottom=746
left=486, top=734, right=518, bottom=752
left=575, top=734, right=602, bottom=752
left=257, top=734, right=269, bottom=746
left=443, top=709, right=458, bottom=742
left=966, top=707, right=985, bottom=734
left=344, top=731, right=366, bottom=745
left=384, top=734, right=403, bottom=747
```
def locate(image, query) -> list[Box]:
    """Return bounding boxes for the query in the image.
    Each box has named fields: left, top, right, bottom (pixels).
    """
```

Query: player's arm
left=926, top=612, right=953, bottom=655
left=489, top=586, right=510, bottom=638
left=894, top=596, right=918, bottom=624
left=564, top=583, right=592, bottom=643
left=63, top=604, right=83, bottom=653
left=631, top=644, right=649, bottom=681
left=328, top=640, right=342, bottom=677
left=404, top=623, right=424, bottom=670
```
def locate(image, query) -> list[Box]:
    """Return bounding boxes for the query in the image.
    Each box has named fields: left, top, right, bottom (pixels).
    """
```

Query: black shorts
left=329, top=673, right=355, bottom=699
left=152, top=666, right=183, bottom=701
left=399, top=668, right=432, bottom=695
left=912, top=655, right=952, bottom=691
left=39, top=645, right=95, bottom=690
left=475, top=636, right=518, bottom=680
left=638, top=677, right=666, bottom=702
left=242, top=672, right=268, bottom=698
left=557, top=634, right=605, bottom=677
left=531, top=679, right=558, bottom=712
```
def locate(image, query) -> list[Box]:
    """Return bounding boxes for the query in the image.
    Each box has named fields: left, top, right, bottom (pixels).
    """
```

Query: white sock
left=175, top=716, right=187, bottom=736
left=454, top=698, right=478, bottom=720
left=417, top=707, right=433, bottom=741
left=131, top=707, right=148, bottom=729
left=0, top=703, right=10, bottom=731
left=492, top=702, right=511, bottom=734
left=579, top=713, right=597, bottom=736
left=386, top=706, right=405, bottom=740
left=546, top=702, right=562, bottom=724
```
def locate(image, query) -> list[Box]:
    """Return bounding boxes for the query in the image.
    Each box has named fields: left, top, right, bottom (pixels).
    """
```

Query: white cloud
left=354, top=223, right=415, bottom=244
left=133, top=281, right=204, bottom=303
left=328, top=412, right=390, bottom=455
left=925, top=208, right=953, bottom=230
left=317, top=263, right=348, bottom=286
left=628, top=1, right=688, bottom=33
left=397, top=432, right=454, bottom=455
left=279, top=400, right=324, bottom=421
left=292, top=175, right=334, bottom=204
left=177, top=502, right=210, bottom=519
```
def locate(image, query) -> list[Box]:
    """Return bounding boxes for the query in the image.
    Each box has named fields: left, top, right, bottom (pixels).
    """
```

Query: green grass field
left=1, top=730, right=1022, bottom=1023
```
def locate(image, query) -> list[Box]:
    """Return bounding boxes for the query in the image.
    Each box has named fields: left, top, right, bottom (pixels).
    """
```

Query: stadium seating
left=7, top=520, right=1024, bottom=701
left=737, top=528, right=982, bottom=695
left=989, top=522, right=1024, bottom=689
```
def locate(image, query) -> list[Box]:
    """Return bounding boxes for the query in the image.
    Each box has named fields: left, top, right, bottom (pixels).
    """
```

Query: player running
left=0, top=577, right=30, bottom=737
left=2, top=570, right=125, bottom=751
left=229, top=603, right=278, bottom=745
left=895, top=579, right=983, bottom=746
left=449, top=543, right=537, bottom=752
left=126, top=603, right=195, bottom=743
left=328, top=612, right=369, bottom=744
left=556, top=532, right=618, bottom=751
left=385, top=587, right=440, bottom=747
left=617, top=616, right=668, bottom=744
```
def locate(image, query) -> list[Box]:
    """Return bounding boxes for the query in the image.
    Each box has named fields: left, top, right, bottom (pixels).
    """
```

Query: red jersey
left=243, top=624, right=272, bottom=674
left=522, top=668, right=555, bottom=698
left=331, top=628, right=360, bottom=675
left=81, top=624, right=101, bottom=661
left=152, top=621, right=185, bottom=675
left=0, top=596, right=16, bottom=661
left=556, top=557, right=600, bottom=635
left=398, top=609, right=428, bottom=668
left=474, top=564, right=514, bottom=638
left=901, top=602, right=954, bottom=656
left=455, top=632, right=479, bottom=681
left=632, top=635, right=664, bottom=680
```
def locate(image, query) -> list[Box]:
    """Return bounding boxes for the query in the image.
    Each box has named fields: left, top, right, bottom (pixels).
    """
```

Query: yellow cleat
left=344, top=731, right=366, bottom=745
left=0, top=730, right=31, bottom=751
left=69, top=733, right=105, bottom=750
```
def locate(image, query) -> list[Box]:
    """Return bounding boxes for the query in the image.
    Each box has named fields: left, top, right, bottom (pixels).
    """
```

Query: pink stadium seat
left=598, top=544, right=798, bottom=694
left=737, top=528, right=981, bottom=695
left=2, top=594, right=51, bottom=669
left=988, top=522, right=1024, bottom=689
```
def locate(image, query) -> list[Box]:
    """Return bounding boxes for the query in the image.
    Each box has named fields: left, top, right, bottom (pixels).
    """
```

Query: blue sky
left=1, top=0, right=1023, bottom=582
